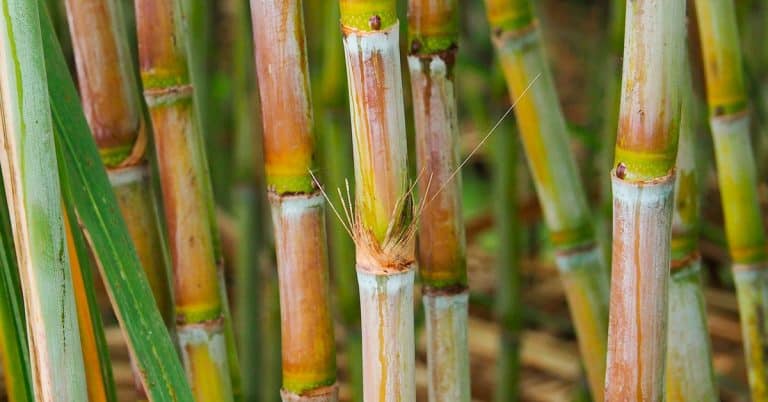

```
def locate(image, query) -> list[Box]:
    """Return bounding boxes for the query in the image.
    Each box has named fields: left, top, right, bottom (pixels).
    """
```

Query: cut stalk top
left=341, top=0, right=412, bottom=249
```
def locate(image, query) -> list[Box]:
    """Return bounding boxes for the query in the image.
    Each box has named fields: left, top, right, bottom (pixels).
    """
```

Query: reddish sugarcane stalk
left=407, top=1, right=469, bottom=401
left=605, top=0, right=685, bottom=399
left=135, top=0, right=236, bottom=399
left=251, top=0, right=338, bottom=400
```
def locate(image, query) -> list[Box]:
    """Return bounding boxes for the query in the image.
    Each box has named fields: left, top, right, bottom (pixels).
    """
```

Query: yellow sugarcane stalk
left=694, top=0, right=768, bottom=398
left=484, top=0, right=609, bottom=399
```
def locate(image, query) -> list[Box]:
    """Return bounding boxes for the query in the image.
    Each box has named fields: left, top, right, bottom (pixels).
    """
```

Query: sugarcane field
left=0, top=0, right=768, bottom=401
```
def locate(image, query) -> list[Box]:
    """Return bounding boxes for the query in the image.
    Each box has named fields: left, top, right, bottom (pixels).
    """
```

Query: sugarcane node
left=615, top=162, right=627, bottom=179
left=422, top=284, right=468, bottom=296
left=714, top=105, right=725, bottom=117
left=369, top=14, right=382, bottom=30
left=175, top=314, right=224, bottom=328
left=433, top=45, right=458, bottom=67
left=410, top=39, right=422, bottom=54
left=732, top=262, right=768, bottom=273
left=115, top=118, right=149, bottom=168
left=280, top=383, right=339, bottom=401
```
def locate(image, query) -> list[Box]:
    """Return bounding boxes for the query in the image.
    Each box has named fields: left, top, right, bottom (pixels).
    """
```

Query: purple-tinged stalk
left=664, top=61, right=717, bottom=402
left=251, top=0, right=338, bottom=400
left=484, top=0, right=609, bottom=399
left=407, top=0, right=469, bottom=401
left=135, top=0, right=236, bottom=399
left=604, top=0, right=685, bottom=399
left=694, top=0, right=768, bottom=398
left=339, top=1, right=416, bottom=401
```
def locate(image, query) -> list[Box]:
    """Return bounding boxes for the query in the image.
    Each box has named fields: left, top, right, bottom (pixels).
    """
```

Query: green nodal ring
left=267, top=174, right=315, bottom=195
left=340, top=1, right=397, bottom=32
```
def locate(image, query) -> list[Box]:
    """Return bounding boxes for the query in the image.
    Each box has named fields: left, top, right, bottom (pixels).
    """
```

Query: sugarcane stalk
left=260, top=271, right=283, bottom=402
left=181, top=4, right=244, bottom=395
left=407, top=1, right=469, bottom=401
left=693, top=0, right=768, bottom=398
left=664, top=62, right=717, bottom=402
left=596, top=0, right=624, bottom=251
left=493, top=127, right=521, bottom=402
left=135, top=0, right=236, bottom=399
left=62, top=1, right=175, bottom=397
left=605, top=0, right=685, bottom=399
left=251, top=1, right=338, bottom=400
left=484, top=1, right=609, bottom=399
left=0, top=0, right=88, bottom=400
left=338, top=1, right=416, bottom=401
left=230, top=0, right=267, bottom=400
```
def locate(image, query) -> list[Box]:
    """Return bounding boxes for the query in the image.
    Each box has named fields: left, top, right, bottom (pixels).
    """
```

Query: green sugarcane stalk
left=484, top=1, right=610, bottom=399
left=664, top=59, right=717, bottom=402
left=0, top=0, right=88, bottom=400
left=493, top=127, right=521, bottom=402
left=596, top=0, right=624, bottom=256
left=694, top=0, right=768, bottom=398
left=230, top=0, right=267, bottom=401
